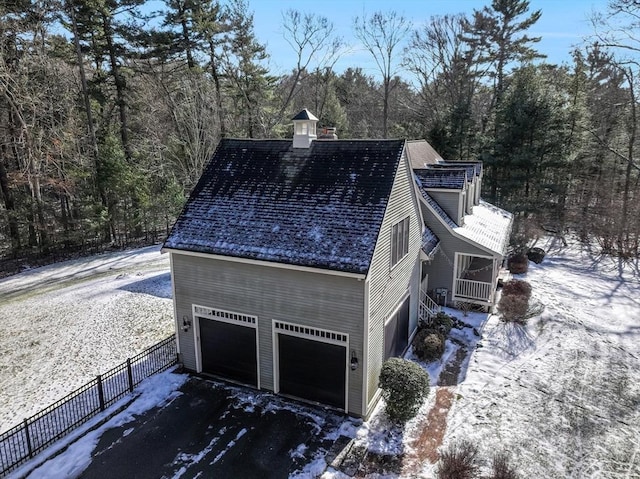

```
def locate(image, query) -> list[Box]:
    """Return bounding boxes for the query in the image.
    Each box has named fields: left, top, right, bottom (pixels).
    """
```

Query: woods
left=1, top=0, right=639, bottom=265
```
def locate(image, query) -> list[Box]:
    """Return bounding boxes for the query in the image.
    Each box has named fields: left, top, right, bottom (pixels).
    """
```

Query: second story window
left=391, top=217, right=410, bottom=267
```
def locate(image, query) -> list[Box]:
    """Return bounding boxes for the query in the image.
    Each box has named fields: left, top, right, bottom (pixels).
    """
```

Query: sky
left=246, top=0, right=609, bottom=78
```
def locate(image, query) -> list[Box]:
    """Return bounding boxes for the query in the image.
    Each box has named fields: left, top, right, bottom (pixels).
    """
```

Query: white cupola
left=291, top=109, right=318, bottom=148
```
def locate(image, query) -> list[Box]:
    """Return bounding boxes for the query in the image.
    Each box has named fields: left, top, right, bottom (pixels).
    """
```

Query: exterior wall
left=429, top=190, right=464, bottom=226
left=170, top=252, right=366, bottom=416
left=418, top=202, right=490, bottom=305
left=365, top=151, right=422, bottom=415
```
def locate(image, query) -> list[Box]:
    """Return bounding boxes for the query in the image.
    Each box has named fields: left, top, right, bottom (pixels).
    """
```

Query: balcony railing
left=454, top=278, right=493, bottom=303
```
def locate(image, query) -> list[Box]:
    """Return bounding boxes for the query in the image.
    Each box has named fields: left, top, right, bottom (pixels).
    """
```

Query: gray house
left=163, top=110, right=425, bottom=417
left=162, top=113, right=512, bottom=417
left=407, top=141, right=512, bottom=310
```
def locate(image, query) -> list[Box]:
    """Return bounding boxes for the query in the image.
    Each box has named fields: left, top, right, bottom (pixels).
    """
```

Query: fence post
left=97, top=375, right=105, bottom=411
left=127, top=359, right=134, bottom=393
left=23, top=418, right=33, bottom=458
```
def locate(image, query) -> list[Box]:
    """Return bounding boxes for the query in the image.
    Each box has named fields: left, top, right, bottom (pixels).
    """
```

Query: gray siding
left=429, top=190, right=463, bottom=225
left=365, top=152, right=422, bottom=412
left=170, top=252, right=366, bottom=416
left=419, top=202, right=491, bottom=303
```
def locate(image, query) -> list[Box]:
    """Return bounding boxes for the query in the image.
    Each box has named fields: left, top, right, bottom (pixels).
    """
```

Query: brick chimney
left=318, top=127, right=338, bottom=140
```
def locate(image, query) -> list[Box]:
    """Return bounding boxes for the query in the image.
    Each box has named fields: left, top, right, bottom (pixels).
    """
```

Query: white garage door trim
left=193, top=304, right=260, bottom=389
left=272, top=320, right=349, bottom=412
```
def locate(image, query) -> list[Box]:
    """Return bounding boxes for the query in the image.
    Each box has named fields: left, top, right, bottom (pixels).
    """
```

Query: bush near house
left=501, top=279, right=532, bottom=299
left=413, top=311, right=456, bottom=362
left=498, top=279, right=542, bottom=324
left=507, top=252, right=529, bottom=274
left=379, top=358, right=430, bottom=424
left=413, top=329, right=446, bottom=361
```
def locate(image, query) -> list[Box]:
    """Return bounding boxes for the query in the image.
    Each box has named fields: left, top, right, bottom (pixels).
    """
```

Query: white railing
left=419, top=288, right=440, bottom=324
left=455, top=278, right=492, bottom=302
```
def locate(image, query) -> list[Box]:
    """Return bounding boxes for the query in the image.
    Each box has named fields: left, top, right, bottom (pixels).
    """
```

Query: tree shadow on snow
left=493, top=321, right=536, bottom=359
left=118, top=272, right=172, bottom=299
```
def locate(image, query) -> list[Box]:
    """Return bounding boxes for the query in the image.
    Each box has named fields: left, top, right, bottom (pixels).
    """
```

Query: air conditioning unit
left=435, top=288, right=448, bottom=306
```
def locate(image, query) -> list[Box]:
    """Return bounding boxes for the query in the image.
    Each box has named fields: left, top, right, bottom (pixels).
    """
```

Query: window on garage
left=384, top=296, right=410, bottom=360
left=391, top=216, right=410, bottom=267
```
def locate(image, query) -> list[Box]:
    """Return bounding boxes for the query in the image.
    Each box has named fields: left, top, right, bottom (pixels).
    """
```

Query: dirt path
left=331, top=341, right=472, bottom=478
left=401, top=345, right=468, bottom=476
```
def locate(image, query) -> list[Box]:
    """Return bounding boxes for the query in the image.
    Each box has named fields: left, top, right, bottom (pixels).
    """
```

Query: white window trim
left=391, top=216, right=410, bottom=269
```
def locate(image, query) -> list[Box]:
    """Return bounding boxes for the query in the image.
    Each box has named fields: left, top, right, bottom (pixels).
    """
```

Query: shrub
left=526, top=247, right=546, bottom=264
left=501, top=280, right=532, bottom=300
left=436, top=440, right=479, bottom=479
left=497, top=294, right=529, bottom=324
left=431, top=312, right=455, bottom=335
left=413, top=329, right=445, bottom=362
left=507, top=253, right=528, bottom=274
left=379, top=358, right=430, bottom=423
left=489, top=452, right=520, bottom=479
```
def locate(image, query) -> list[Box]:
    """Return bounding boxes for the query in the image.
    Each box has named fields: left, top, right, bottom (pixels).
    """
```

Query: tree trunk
left=101, top=9, right=132, bottom=163
left=0, top=151, right=20, bottom=251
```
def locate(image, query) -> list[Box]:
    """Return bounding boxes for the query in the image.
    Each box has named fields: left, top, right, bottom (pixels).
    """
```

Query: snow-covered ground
left=428, top=238, right=640, bottom=478
left=320, top=237, right=640, bottom=478
left=2, top=238, right=639, bottom=478
left=0, top=246, right=173, bottom=433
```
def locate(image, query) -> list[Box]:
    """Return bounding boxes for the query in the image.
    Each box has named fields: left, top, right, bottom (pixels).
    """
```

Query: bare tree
left=353, top=10, right=410, bottom=138
left=279, top=9, right=343, bottom=124
left=405, top=14, right=483, bottom=158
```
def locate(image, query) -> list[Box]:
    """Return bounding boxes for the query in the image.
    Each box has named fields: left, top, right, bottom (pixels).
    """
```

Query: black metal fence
left=0, top=335, right=177, bottom=477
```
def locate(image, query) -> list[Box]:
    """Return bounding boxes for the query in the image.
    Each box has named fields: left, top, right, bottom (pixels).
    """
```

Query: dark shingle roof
left=437, top=162, right=482, bottom=178
left=291, top=109, right=318, bottom=121
left=414, top=168, right=467, bottom=190
left=421, top=226, right=439, bottom=256
left=163, top=138, right=406, bottom=274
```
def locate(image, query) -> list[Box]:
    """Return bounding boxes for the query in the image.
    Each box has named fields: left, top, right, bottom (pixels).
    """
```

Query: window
left=391, top=217, right=410, bottom=267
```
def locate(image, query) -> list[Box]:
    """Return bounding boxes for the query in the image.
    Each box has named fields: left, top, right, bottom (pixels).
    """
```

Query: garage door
left=275, top=321, right=347, bottom=410
left=197, top=306, right=258, bottom=387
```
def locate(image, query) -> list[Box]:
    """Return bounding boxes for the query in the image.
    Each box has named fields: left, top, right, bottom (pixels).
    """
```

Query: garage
left=196, top=306, right=258, bottom=387
left=275, top=321, right=347, bottom=410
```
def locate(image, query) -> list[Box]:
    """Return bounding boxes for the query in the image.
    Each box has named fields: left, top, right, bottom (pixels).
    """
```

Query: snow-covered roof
left=421, top=226, right=439, bottom=257
left=455, top=201, right=513, bottom=256
left=163, top=138, right=405, bottom=274
left=432, top=162, right=482, bottom=181
left=414, top=168, right=467, bottom=190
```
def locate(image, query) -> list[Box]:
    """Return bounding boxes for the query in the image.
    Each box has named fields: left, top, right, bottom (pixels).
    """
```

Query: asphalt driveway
left=78, top=377, right=353, bottom=479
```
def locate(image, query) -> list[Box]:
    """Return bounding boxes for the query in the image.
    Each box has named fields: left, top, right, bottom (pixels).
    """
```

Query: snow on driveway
left=0, top=246, right=174, bottom=433
left=434, top=238, right=640, bottom=478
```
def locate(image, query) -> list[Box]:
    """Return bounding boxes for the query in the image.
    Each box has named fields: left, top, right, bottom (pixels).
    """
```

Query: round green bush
left=379, top=358, right=430, bottom=423
left=413, top=329, right=445, bottom=362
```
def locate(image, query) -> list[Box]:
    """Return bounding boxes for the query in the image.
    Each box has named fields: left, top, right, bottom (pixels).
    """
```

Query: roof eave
left=163, top=247, right=368, bottom=279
